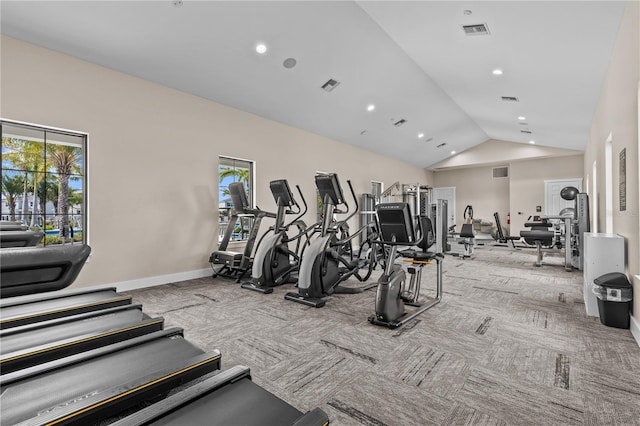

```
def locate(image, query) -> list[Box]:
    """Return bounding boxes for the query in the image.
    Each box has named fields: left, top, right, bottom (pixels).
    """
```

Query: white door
left=433, top=186, right=456, bottom=228
left=544, top=179, right=582, bottom=215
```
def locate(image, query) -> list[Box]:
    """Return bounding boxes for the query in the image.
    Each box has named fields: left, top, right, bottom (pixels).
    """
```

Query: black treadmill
left=0, top=244, right=91, bottom=297
left=0, top=286, right=131, bottom=329
left=112, top=365, right=328, bottom=426
left=0, top=304, right=164, bottom=374
left=0, top=328, right=222, bottom=425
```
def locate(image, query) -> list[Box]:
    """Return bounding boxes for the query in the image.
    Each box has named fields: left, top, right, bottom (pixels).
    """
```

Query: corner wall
left=0, top=36, right=430, bottom=288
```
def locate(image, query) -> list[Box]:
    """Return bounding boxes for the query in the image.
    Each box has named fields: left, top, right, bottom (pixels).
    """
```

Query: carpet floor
left=127, top=243, right=640, bottom=425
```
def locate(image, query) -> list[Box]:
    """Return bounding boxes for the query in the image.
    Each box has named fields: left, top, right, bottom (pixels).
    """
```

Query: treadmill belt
left=1, top=334, right=208, bottom=425
left=0, top=305, right=147, bottom=355
left=0, top=288, right=130, bottom=329
left=150, top=376, right=304, bottom=426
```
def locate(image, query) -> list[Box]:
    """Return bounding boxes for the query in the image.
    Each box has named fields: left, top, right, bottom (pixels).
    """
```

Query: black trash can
left=592, top=272, right=633, bottom=329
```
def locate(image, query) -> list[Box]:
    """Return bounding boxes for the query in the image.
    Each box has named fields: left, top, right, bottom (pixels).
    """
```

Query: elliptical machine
left=285, top=173, right=377, bottom=308
left=242, top=179, right=309, bottom=294
left=369, top=202, right=444, bottom=329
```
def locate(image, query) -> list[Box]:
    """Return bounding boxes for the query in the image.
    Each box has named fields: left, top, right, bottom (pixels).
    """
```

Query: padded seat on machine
left=520, top=222, right=554, bottom=267
left=520, top=222, right=554, bottom=246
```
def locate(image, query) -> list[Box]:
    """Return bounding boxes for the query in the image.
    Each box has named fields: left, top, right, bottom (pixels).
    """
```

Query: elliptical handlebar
left=283, top=185, right=307, bottom=229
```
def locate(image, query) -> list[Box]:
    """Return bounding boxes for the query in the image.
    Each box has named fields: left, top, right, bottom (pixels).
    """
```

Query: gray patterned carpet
left=127, top=243, right=640, bottom=425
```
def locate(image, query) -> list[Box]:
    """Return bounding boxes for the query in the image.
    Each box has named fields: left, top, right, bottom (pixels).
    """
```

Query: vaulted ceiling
left=0, top=1, right=627, bottom=168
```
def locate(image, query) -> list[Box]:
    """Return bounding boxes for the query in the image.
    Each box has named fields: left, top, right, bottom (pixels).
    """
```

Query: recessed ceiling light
left=367, top=104, right=375, bottom=112
left=256, top=44, right=267, bottom=54
left=518, top=116, right=526, bottom=120
left=492, top=69, right=503, bottom=75
left=451, top=150, right=456, bottom=155
left=529, top=140, right=535, bottom=144
left=418, top=133, right=424, bottom=139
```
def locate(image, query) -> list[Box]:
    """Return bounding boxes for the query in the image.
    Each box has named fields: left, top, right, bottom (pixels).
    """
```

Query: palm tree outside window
left=1, top=120, right=87, bottom=246
left=218, top=156, right=254, bottom=242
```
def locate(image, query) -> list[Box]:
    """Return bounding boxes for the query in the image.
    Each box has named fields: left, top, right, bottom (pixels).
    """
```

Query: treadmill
left=0, top=286, right=131, bottom=329
left=112, top=365, right=329, bottom=426
left=1, top=244, right=91, bottom=297
left=0, top=304, right=164, bottom=374
left=0, top=328, right=222, bottom=425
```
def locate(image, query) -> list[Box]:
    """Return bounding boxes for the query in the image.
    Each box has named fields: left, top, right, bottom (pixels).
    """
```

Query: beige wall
left=584, top=1, right=639, bottom=317
left=433, top=165, right=510, bottom=233
left=432, top=155, right=583, bottom=236
left=508, top=155, right=584, bottom=233
left=1, top=36, right=429, bottom=288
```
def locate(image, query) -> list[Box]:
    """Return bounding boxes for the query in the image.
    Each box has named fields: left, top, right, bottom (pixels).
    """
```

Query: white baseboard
left=109, top=268, right=212, bottom=293
left=631, top=313, right=640, bottom=349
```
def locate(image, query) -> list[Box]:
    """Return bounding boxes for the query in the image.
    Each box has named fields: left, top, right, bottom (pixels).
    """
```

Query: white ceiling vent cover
left=462, top=23, right=490, bottom=36
left=493, top=166, right=509, bottom=178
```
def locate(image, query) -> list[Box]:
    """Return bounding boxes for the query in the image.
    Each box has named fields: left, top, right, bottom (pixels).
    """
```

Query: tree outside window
left=1, top=121, right=87, bottom=246
left=218, top=156, right=253, bottom=242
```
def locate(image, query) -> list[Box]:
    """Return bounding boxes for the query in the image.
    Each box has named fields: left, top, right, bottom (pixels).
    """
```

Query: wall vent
left=493, top=166, right=509, bottom=178
left=501, top=96, right=519, bottom=102
left=436, top=142, right=446, bottom=148
left=393, top=119, right=407, bottom=127
left=520, top=130, right=532, bottom=134
left=321, top=79, right=340, bottom=92
left=462, top=23, right=490, bottom=36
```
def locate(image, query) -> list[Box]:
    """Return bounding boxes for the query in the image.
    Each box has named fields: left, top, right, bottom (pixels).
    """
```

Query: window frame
left=217, top=155, right=255, bottom=243
left=1, top=118, right=88, bottom=246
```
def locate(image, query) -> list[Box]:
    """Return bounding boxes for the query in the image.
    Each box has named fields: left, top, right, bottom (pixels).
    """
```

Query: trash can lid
left=594, top=272, right=631, bottom=288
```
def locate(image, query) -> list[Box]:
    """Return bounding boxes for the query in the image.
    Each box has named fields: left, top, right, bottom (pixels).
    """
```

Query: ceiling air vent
left=462, top=23, right=490, bottom=36
left=501, top=96, right=519, bottom=102
left=520, top=130, right=532, bottom=134
left=321, top=79, right=340, bottom=92
left=493, top=166, right=509, bottom=178
left=436, top=142, right=447, bottom=148
left=393, top=119, right=407, bottom=127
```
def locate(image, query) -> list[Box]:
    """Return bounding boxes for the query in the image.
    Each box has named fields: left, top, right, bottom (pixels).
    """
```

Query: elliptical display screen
left=315, top=173, right=344, bottom=205
left=270, top=179, right=294, bottom=207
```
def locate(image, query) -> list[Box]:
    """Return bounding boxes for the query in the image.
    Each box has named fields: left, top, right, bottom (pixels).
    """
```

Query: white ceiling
left=0, top=1, right=626, bottom=168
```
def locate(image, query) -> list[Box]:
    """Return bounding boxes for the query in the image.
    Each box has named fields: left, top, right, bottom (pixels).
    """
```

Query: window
left=592, top=161, right=598, bottom=233
left=605, top=133, right=613, bottom=233
left=371, top=181, right=383, bottom=203
left=218, top=156, right=254, bottom=242
left=1, top=120, right=87, bottom=246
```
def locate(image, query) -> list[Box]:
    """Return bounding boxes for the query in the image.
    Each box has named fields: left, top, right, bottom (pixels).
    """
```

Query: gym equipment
left=0, top=328, right=222, bottom=425
left=520, top=219, right=557, bottom=267
left=0, top=230, right=44, bottom=248
left=0, top=286, right=131, bottom=329
left=369, top=203, right=443, bottom=329
left=285, top=173, right=377, bottom=308
left=1, top=247, right=330, bottom=426
left=242, top=179, right=310, bottom=293
left=111, top=365, right=329, bottom=425
left=458, top=204, right=475, bottom=258
left=492, top=212, right=520, bottom=248
left=520, top=186, right=590, bottom=270
left=0, top=244, right=91, bottom=298
left=0, top=304, right=164, bottom=374
left=210, top=182, right=276, bottom=282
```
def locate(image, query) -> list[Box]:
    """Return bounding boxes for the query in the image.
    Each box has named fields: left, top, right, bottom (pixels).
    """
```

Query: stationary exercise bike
left=369, top=202, right=444, bottom=329
left=285, top=173, right=377, bottom=308
left=242, top=179, right=310, bottom=293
